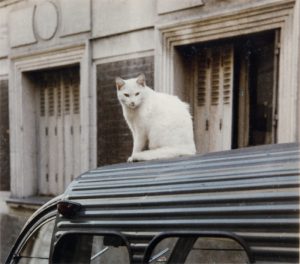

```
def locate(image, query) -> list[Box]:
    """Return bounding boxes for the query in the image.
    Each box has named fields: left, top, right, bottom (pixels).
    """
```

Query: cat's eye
left=135, top=92, right=140, bottom=96
left=124, top=93, right=130, bottom=97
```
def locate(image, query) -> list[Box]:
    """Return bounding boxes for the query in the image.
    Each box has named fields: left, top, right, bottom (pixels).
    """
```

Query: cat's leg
left=128, top=133, right=147, bottom=162
left=130, top=146, right=195, bottom=161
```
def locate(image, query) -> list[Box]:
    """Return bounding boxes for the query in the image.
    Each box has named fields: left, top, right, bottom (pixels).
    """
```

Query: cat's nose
left=130, top=102, right=135, bottom=107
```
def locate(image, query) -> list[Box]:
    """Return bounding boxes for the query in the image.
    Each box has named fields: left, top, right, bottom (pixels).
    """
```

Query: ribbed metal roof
left=57, top=143, right=300, bottom=263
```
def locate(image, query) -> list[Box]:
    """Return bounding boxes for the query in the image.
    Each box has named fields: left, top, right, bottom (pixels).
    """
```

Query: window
left=15, top=218, right=55, bottom=264
left=52, top=233, right=131, bottom=264
left=144, top=233, right=252, bottom=264
left=176, top=30, right=279, bottom=154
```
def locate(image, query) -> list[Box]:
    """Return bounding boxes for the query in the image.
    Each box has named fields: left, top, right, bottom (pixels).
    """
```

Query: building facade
left=0, top=0, right=299, bottom=261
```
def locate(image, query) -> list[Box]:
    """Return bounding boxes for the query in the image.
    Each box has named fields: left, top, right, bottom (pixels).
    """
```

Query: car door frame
left=5, top=199, right=59, bottom=264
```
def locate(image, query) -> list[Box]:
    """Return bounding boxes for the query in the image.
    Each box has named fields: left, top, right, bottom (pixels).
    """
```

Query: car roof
left=56, top=143, right=299, bottom=263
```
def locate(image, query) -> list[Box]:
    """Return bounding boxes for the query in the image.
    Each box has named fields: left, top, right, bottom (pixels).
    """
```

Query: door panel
left=194, top=45, right=234, bottom=154
left=38, top=78, right=49, bottom=195
left=72, top=78, right=81, bottom=181
left=194, top=50, right=210, bottom=153
left=209, top=47, right=222, bottom=152
left=221, top=45, right=234, bottom=150
left=49, top=79, right=59, bottom=195
left=63, top=77, right=73, bottom=188
left=37, top=67, right=80, bottom=196
left=57, top=82, right=65, bottom=194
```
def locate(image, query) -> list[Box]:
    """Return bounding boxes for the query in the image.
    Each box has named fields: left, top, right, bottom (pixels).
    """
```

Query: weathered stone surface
left=92, top=0, right=154, bottom=38
left=8, top=6, right=36, bottom=47
left=0, top=8, right=9, bottom=57
left=157, top=0, right=204, bottom=14
left=60, top=0, right=91, bottom=37
left=92, top=29, right=154, bottom=60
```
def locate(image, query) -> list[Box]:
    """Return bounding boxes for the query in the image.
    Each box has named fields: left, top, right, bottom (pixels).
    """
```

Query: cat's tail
left=128, top=146, right=196, bottom=162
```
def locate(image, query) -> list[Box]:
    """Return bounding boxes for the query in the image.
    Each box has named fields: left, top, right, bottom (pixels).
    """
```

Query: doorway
left=175, top=30, right=279, bottom=154
left=31, top=66, right=81, bottom=195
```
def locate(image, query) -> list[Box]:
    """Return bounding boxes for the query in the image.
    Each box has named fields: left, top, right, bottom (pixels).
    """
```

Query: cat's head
left=115, top=73, right=146, bottom=109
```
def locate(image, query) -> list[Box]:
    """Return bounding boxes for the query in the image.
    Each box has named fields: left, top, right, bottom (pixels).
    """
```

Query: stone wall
left=97, top=56, right=154, bottom=166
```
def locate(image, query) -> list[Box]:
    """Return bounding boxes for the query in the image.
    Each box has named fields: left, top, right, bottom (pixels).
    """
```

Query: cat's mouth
left=128, top=102, right=137, bottom=109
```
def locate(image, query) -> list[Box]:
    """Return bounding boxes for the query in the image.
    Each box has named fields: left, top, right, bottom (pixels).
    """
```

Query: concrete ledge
left=0, top=191, right=10, bottom=214
left=6, top=196, right=53, bottom=210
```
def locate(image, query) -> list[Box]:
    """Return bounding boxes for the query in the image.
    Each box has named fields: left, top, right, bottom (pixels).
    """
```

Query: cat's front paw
left=128, top=154, right=140, bottom=162
left=127, top=156, right=134, bottom=162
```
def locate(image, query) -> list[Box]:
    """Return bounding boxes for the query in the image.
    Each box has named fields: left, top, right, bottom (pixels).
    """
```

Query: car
left=6, top=143, right=300, bottom=264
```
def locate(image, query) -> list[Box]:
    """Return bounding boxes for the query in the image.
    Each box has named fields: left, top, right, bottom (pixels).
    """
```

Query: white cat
left=115, top=73, right=196, bottom=162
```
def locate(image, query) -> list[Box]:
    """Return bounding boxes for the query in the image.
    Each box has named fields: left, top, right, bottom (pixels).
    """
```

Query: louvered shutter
left=38, top=67, right=80, bottom=196
left=220, top=45, right=234, bottom=150
left=209, top=47, right=222, bottom=152
left=194, top=49, right=210, bottom=153
left=38, top=72, right=60, bottom=195
left=194, top=45, right=234, bottom=153
left=69, top=69, right=81, bottom=186
left=38, top=74, right=49, bottom=195
left=48, top=72, right=59, bottom=195
left=56, top=74, right=64, bottom=194
left=63, top=68, right=81, bottom=189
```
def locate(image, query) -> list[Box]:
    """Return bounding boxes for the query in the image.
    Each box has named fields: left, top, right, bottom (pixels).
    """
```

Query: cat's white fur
left=116, top=73, right=196, bottom=162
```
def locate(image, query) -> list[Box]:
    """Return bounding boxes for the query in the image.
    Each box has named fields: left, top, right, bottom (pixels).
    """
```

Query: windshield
left=52, top=233, right=131, bottom=264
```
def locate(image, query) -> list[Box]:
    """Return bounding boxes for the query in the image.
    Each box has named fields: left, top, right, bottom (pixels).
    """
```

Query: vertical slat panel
left=194, top=50, right=210, bottom=153
left=38, top=74, right=49, bottom=195
left=48, top=72, right=59, bottom=195
left=71, top=70, right=81, bottom=181
left=63, top=71, right=74, bottom=188
left=209, top=47, right=222, bottom=152
left=57, top=78, right=65, bottom=194
left=221, top=45, right=234, bottom=150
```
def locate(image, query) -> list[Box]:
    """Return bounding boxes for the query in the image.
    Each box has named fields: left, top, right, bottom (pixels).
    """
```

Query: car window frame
left=143, top=231, right=255, bottom=264
left=50, top=230, right=133, bottom=264
left=7, top=211, right=57, bottom=264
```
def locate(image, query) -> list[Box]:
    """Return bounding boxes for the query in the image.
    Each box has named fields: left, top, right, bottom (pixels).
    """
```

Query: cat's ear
left=115, top=77, right=125, bottom=90
left=136, top=73, right=146, bottom=87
